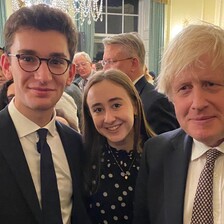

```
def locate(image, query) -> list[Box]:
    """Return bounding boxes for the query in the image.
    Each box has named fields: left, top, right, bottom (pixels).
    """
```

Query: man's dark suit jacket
left=0, top=107, right=90, bottom=224
left=133, top=128, right=192, bottom=224
left=135, top=76, right=179, bottom=134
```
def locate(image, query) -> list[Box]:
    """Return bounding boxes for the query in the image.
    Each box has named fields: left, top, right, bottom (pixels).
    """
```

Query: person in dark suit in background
left=133, top=23, right=224, bottom=224
left=0, top=4, right=90, bottom=224
left=102, top=32, right=179, bottom=134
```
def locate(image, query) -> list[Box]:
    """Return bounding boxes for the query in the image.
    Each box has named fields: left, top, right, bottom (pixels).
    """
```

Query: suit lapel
left=163, top=133, right=192, bottom=223
left=135, top=76, right=154, bottom=95
left=0, top=108, right=42, bottom=223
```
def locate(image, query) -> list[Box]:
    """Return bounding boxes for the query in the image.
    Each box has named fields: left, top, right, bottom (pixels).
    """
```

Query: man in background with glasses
left=102, top=32, right=179, bottom=135
left=0, top=4, right=90, bottom=224
left=73, top=51, right=95, bottom=92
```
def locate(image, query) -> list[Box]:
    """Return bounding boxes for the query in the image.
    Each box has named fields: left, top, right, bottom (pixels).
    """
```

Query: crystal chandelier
left=11, top=0, right=103, bottom=25
left=74, top=0, right=103, bottom=25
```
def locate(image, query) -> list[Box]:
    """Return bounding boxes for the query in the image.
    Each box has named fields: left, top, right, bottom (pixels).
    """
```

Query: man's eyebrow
left=49, top=52, right=68, bottom=58
left=17, top=49, right=36, bottom=54
left=16, top=50, right=68, bottom=58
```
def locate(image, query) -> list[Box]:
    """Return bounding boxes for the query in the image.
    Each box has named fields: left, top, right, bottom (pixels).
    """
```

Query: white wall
left=164, top=0, right=223, bottom=46
left=5, top=0, right=12, bottom=18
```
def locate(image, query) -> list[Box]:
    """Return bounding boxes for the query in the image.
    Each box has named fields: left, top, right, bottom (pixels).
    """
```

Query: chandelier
left=11, top=0, right=103, bottom=25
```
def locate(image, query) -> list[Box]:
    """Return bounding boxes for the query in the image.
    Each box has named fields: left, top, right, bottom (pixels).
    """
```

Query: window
left=93, top=0, right=139, bottom=61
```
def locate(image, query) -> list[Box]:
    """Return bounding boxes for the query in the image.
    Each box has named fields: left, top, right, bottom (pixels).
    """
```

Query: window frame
left=93, top=0, right=139, bottom=61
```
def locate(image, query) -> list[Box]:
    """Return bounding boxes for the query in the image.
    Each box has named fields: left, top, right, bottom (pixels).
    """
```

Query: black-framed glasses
left=7, top=54, right=71, bottom=75
left=101, top=57, right=133, bottom=67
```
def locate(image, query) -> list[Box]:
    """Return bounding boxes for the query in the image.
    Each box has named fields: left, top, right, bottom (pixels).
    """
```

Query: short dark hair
left=4, top=4, right=78, bottom=60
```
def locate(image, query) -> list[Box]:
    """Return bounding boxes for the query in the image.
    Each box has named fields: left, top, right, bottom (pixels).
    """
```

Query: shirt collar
left=82, top=70, right=94, bottom=82
left=192, top=138, right=224, bottom=161
left=133, top=74, right=144, bottom=84
left=8, top=99, right=57, bottom=138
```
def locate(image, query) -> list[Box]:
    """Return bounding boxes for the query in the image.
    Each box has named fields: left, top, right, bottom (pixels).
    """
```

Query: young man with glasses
left=102, top=32, right=179, bottom=135
left=0, top=4, right=90, bottom=224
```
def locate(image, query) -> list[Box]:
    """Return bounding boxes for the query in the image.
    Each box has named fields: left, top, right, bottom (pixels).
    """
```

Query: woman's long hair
left=82, top=69, right=155, bottom=194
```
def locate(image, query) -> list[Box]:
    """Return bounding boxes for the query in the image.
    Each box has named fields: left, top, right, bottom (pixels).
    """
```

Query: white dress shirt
left=8, top=100, right=73, bottom=224
left=184, top=139, right=224, bottom=224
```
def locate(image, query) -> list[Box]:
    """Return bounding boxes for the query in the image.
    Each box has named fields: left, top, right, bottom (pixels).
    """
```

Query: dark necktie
left=37, top=128, right=63, bottom=224
left=191, top=148, right=221, bottom=224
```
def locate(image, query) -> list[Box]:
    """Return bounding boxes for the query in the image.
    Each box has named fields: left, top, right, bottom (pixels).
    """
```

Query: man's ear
left=66, top=63, right=76, bottom=86
left=130, top=57, right=139, bottom=73
left=0, top=54, right=13, bottom=80
left=132, top=57, right=139, bottom=68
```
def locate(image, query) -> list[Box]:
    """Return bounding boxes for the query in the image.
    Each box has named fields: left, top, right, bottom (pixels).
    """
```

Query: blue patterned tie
left=191, top=148, right=221, bottom=224
left=37, top=128, right=63, bottom=224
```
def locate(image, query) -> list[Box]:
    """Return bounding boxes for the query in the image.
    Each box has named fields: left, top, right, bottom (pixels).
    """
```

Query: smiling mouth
left=30, top=87, right=55, bottom=97
left=31, top=86, right=54, bottom=91
left=191, top=116, right=215, bottom=121
left=190, top=116, right=216, bottom=125
left=106, top=124, right=121, bottom=131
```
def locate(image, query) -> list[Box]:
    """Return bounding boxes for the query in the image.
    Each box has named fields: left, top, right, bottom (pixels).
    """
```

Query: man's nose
left=191, top=87, right=209, bottom=111
left=34, top=61, right=53, bottom=82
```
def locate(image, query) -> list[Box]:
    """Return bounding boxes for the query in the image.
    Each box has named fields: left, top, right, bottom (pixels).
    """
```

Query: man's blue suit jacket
left=133, top=128, right=193, bottom=224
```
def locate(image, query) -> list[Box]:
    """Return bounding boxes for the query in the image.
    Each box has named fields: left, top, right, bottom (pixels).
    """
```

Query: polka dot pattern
left=87, top=145, right=141, bottom=223
left=191, top=149, right=221, bottom=224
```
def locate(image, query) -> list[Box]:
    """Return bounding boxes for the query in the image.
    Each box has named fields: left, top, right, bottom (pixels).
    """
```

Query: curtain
left=0, top=0, right=7, bottom=47
left=75, top=20, right=94, bottom=60
left=153, top=0, right=168, bottom=4
left=148, top=0, right=165, bottom=76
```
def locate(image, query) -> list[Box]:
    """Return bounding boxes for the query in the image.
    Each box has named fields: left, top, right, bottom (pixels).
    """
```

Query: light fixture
left=74, top=0, right=103, bottom=25
left=11, top=0, right=103, bottom=25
